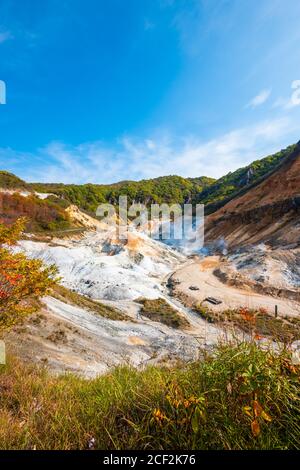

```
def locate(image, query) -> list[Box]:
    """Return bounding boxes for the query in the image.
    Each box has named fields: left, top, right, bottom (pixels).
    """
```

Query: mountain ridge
left=205, top=141, right=300, bottom=247
left=1, top=142, right=298, bottom=217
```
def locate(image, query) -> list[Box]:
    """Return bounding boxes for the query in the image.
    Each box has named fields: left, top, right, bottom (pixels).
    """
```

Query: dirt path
left=170, top=256, right=300, bottom=317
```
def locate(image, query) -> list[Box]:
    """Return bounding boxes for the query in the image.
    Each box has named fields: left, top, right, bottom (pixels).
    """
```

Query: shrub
left=193, top=305, right=300, bottom=343
left=137, top=298, right=190, bottom=329
left=51, top=285, right=130, bottom=321
left=0, top=219, right=57, bottom=333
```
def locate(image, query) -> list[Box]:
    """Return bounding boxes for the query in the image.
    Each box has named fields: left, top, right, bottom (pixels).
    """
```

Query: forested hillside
left=31, top=176, right=214, bottom=213
left=30, top=143, right=297, bottom=214
left=205, top=141, right=300, bottom=247
left=0, top=171, right=30, bottom=190
left=197, top=143, right=298, bottom=213
left=0, top=192, right=72, bottom=232
left=0, top=142, right=297, bottom=219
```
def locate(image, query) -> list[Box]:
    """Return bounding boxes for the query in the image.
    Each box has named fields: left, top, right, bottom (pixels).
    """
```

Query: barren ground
left=170, top=256, right=300, bottom=317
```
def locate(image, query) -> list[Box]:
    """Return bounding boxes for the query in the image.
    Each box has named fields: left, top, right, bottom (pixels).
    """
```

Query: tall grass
left=194, top=305, right=300, bottom=343
left=0, top=341, right=299, bottom=450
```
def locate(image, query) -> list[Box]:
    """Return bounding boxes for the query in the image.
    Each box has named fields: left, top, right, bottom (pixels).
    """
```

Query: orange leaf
left=286, top=363, right=297, bottom=374
left=254, top=333, right=263, bottom=341
left=253, top=400, right=263, bottom=418
left=251, top=419, right=260, bottom=437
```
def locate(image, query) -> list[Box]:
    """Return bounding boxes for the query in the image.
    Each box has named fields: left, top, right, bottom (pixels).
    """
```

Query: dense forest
left=30, top=143, right=297, bottom=214
left=31, top=175, right=215, bottom=213
left=196, top=143, right=298, bottom=213
left=0, top=142, right=297, bottom=225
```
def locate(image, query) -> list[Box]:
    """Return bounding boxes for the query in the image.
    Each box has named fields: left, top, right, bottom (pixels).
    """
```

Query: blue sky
left=0, top=0, right=300, bottom=183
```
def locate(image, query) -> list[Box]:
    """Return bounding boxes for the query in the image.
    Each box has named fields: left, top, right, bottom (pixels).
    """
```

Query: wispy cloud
left=274, top=80, right=300, bottom=110
left=0, top=116, right=297, bottom=185
left=144, top=18, right=155, bottom=31
left=171, top=0, right=231, bottom=57
left=246, top=89, right=271, bottom=108
left=0, top=30, right=13, bottom=44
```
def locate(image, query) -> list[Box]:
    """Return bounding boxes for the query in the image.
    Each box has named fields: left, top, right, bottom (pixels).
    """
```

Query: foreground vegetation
left=0, top=219, right=57, bottom=333
left=194, top=305, right=300, bottom=343
left=0, top=341, right=299, bottom=450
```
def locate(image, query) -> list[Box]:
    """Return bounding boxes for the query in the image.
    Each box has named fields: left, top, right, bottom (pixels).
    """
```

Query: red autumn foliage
left=0, top=192, right=70, bottom=232
left=0, top=218, right=58, bottom=332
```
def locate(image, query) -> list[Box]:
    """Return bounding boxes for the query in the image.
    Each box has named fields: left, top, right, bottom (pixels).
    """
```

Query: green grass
left=137, top=297, right=190, bottom=329
left=193, top=305, right=300, bottom=343
left=0, top=341, right=299, bottom=450
left=51, top=285, right=130, bottom=321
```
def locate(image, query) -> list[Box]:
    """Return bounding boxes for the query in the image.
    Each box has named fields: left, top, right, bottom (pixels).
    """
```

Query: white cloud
left=246, top=89, right=271, bottom=108
left=0, top=116, right=297, bottom=185
left=273, top=80, right=300, bottom=110
left=272, top=97, right=287, bottom=109
left=286, top=80, right=300, bottom=109
left=0, top=30, right=13, bottom=44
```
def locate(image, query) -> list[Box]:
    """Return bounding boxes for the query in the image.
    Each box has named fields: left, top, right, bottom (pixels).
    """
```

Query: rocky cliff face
left=205, top=142, right=300, bottom=248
